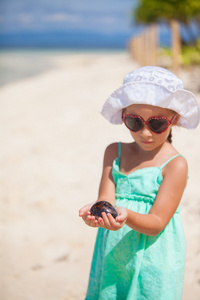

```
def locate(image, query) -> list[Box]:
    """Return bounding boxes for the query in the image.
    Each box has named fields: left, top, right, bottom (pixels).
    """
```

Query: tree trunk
left=170, top=19, right=181, bottom=74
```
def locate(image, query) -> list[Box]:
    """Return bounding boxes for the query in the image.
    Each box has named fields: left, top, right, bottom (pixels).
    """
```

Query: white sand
left=0, top=51, right=200, bottom=300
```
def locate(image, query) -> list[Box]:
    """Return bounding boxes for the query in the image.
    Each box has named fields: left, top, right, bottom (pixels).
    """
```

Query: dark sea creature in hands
left=90, top=201, right=118, bottom=219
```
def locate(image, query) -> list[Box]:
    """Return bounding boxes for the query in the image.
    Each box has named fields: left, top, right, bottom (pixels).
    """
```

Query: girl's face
left=123, top=104, right=177, bottom=151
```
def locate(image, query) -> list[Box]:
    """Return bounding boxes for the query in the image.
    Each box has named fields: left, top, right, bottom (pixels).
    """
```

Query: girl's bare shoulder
left=104, top=143, right=119, bottom=165
left=120, top=142, right=137, bottom=154
left=104, top=142, right=136, bottom=164
left=163, top=154, right=188, bottom=179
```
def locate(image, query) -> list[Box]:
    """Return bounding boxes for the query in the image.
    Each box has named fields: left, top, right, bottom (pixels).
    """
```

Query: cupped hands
left=79, top=204, right=128, bottom=231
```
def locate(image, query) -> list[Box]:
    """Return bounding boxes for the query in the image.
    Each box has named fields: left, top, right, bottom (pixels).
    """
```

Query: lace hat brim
left=101, top=82, right=200, bottom=129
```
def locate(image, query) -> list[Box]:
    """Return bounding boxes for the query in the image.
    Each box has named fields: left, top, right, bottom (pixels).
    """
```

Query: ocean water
left=0, top=48, right=125, bottom=87
left=0, top=49, right=67, bottom=87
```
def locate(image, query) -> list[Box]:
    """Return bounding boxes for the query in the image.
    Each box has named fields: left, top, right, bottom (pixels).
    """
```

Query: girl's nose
left=140, top=125, right=152, bottom=137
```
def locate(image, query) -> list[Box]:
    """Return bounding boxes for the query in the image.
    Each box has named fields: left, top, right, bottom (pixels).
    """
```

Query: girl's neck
left=134, top=141, right=171, bottom=159
left=121, top=141, right=177, bottom=172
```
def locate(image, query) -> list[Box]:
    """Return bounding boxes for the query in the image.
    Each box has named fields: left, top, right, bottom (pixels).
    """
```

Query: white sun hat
left=101, top=66, right=200, bottom=129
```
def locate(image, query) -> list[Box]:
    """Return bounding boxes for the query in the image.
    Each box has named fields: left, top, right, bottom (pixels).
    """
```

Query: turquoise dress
left=86, top=143, right=185, bottom=300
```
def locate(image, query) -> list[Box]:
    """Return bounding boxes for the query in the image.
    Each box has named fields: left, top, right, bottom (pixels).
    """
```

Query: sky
left=0, top=0, right=143, bottom=48
left=0, top=0, right=136, bottom=34
left=0, top=0, right=199, bottom=49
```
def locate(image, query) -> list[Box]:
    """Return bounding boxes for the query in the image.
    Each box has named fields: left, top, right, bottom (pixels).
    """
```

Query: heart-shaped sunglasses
left=122, top=114, right=177, bottom=133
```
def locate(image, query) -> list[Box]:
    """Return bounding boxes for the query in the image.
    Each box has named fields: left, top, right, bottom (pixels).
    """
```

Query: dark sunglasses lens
left=149, top=118, right=168, bottom=133
left=125, top=117, right=143, bottom=131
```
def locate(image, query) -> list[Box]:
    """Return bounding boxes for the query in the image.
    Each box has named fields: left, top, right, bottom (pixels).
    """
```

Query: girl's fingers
left=107, top=213, right=118, bottom=226
left=79, top=203, right=93, bottom=217
left=86, top=215, right=99, bottom=227
left=81, top=210, right=124, bottom=230
left=79, top=209, right=88, bottom=217
left=79, top=209, right=84, bottom=217
left=101, top=213, right=120, bottom=230
left=101, top=212, right=110, bottom=228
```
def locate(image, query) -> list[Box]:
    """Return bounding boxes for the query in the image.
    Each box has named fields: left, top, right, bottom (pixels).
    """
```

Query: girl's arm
left=79, top=143, right=117, bottom=226
left=97, top=143, right=117, bottom=205
left=103, top=155, right=188, bottom=235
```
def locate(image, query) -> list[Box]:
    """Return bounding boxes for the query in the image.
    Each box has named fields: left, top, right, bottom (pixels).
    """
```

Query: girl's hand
left=79, top=204, right=128, bottom=231
left=97, top=206, right=128, bottom=231
left=79, top=203, right=99, bottom=228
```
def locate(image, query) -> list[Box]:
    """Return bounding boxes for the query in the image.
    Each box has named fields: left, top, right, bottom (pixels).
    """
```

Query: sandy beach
left=0, top=50, right=200, bottom=300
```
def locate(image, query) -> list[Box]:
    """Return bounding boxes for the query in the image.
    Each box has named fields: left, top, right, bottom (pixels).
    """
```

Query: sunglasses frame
left=122, top=113, right=177, bottom=133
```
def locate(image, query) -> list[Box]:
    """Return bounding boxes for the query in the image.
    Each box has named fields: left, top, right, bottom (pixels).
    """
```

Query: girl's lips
left=141, top=141, right=153, bottom=144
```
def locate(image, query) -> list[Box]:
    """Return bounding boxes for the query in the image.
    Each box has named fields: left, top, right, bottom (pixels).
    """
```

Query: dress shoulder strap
left=160, top=154, right=183, bottom=169
left=118, top=142, right=121, bottom=158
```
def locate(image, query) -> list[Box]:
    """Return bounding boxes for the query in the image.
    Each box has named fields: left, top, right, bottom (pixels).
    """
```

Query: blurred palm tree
left=133, top=0, right=200, bottom=72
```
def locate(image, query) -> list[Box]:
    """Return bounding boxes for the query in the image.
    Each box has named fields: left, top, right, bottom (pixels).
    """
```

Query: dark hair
left=167, top=129, right=172, bottom=143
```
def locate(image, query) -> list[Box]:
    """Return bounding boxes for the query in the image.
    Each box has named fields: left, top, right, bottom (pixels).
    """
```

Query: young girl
left=79, top=66, right=200, bottom=300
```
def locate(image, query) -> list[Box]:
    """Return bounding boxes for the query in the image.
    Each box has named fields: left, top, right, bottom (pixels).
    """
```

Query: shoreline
left=0, top=49, right=127, bottom=87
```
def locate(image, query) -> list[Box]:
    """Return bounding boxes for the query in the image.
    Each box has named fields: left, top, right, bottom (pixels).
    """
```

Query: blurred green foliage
left=160, top=40, right=200, bottom=66
left=134, top=0, right=200, bottom=24
left=134, top=0, right=200, bottom=66
left=181, top=40, right=200, bottom=65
